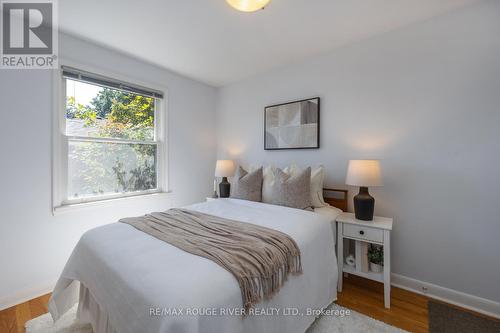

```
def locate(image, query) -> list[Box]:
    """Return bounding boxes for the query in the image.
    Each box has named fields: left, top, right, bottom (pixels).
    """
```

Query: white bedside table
left=336, top=212, right=393, bottom=308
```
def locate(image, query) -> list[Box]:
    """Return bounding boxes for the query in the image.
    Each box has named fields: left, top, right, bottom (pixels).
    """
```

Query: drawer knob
left=359, top=230, right=365, bottom=235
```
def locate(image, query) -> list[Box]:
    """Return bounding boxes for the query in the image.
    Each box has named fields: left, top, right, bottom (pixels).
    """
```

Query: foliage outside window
left=63, top=76, right=162, bottom=202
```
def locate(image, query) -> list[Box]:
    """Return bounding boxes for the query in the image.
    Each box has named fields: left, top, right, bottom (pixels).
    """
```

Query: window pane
left=68, top=141, right=157, bottom=199
left=65, top=79, right=155, bottom=141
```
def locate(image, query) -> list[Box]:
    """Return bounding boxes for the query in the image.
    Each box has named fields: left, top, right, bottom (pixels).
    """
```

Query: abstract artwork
left=264, top=97, right=320, bottom=150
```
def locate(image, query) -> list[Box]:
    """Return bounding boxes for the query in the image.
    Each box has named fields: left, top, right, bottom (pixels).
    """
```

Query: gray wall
left=0, top=33, right=217, bottom=308
left=216, top=1, right=500, bottom=303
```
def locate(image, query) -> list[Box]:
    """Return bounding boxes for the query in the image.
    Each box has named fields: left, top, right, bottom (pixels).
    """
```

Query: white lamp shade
left=345, top=160, right=383, bottom=187
left=215, top=160, right=236, bottom=177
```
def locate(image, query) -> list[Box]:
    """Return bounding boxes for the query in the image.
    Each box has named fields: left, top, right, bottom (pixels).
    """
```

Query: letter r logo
left=2, top=1, right=53, bottom=54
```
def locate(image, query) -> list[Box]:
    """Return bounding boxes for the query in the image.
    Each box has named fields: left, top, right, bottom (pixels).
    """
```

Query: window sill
left=52, top=191, right=172, bottom=215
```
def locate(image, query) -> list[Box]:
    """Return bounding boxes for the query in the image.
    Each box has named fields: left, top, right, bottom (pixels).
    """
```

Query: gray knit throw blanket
left=120, top=208, right=302, bottom=310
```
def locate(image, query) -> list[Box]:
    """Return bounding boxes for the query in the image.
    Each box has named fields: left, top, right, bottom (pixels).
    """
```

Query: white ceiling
left=59, top=0, right=478, bottom=87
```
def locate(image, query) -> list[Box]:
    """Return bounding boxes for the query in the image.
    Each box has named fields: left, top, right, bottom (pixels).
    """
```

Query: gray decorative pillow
left=263, top=167, right=312, bottom=210
left=230, top=166, right=263, bottom=202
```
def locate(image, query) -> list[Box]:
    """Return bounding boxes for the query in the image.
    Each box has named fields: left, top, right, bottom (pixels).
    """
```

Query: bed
left=49, top=197, right=343, bottom=333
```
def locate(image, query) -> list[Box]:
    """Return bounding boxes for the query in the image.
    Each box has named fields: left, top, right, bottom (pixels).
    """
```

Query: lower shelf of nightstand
left=343, top=264, right=384, bottom=283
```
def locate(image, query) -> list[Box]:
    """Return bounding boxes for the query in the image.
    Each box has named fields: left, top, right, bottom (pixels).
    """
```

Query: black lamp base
left=219, top=177, right=231, bottom=198
left=354, top=187, right=375, bottom=221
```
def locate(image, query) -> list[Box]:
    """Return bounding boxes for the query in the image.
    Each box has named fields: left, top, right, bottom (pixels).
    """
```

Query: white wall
left=217, top=0, right=500, bottom=307
left=0, top=33, right=217, bottom=309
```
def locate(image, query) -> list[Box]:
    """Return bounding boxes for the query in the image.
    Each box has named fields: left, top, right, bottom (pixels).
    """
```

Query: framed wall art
left=264, top=97, right=320, bottom=150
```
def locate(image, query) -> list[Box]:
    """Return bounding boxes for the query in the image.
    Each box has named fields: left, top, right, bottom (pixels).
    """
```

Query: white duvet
left=49, top=199, right=339, bottom=333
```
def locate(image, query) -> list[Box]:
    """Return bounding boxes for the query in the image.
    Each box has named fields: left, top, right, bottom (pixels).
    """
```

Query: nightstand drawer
left=343, top=224, right=384, bottom=243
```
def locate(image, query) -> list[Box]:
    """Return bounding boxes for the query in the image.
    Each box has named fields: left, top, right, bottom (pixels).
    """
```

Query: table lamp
left=215, top=160, right=235, bottom=198
left=345, top=160, right=383, bottom=221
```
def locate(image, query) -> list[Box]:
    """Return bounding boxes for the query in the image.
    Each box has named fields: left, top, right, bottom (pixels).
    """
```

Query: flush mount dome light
left=226, top=0, right=271, bottom=12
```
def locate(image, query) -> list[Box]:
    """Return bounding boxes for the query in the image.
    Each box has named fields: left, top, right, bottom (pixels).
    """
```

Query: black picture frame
left=264, top=97, right=320, bottom=150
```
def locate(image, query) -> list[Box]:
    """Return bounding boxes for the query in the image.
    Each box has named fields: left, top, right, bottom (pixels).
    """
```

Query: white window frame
left=52, top=61, right=169, bottom=212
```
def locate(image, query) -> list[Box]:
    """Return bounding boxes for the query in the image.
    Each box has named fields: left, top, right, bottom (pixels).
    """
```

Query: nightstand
left=336, top=212, right=393, bottom=308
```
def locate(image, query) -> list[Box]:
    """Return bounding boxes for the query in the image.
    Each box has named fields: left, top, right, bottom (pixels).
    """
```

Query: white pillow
left=286, top=164, right=328, bottom=208
left=262, top=165, right=276, bottom=204
left=248, top=165, right=276, bottom=203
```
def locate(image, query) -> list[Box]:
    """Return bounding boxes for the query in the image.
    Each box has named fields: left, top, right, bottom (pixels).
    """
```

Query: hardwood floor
left=0, top=293, right=51, bottom=333
left=337, top=275, right=429, bottom=333
left=0, top=275, right=430, bottom=333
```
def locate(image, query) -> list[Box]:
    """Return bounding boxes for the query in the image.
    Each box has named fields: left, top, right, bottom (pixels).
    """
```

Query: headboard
left=323, top=188, right=348, bottom=212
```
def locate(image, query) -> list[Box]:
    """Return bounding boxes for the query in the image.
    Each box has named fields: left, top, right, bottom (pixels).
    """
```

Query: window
left=54, top=66, right=166, bottom=207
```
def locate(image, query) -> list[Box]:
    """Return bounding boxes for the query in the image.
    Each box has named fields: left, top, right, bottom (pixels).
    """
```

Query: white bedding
left=49, top=199, right=339, bottom=333
left=313, top=205, right=342, bottom=242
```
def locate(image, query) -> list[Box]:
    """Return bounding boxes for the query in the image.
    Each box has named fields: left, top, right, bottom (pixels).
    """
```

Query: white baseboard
left=391, top=273, right=500, bottom=319
left=0, top=281, right=55, bottom=311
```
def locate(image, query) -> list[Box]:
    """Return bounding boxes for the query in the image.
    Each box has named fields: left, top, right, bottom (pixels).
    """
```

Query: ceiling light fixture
left=226, top=0, right=271, bottom=12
